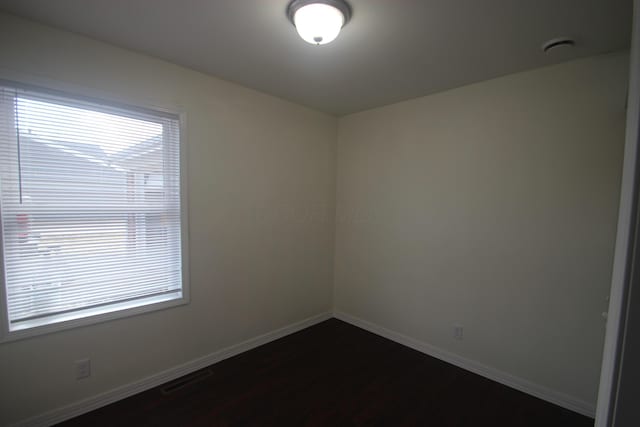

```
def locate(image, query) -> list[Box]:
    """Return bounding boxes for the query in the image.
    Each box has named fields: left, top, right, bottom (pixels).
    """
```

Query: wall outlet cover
left=75, top=359, right=91, bottom=380
left=454, top=325, right=464, bottom=340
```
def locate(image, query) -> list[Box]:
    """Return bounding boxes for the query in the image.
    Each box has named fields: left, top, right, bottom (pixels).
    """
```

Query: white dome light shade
left=294, top=3, right=343, bottom=45
left=288, top=0, right=351, bottom=45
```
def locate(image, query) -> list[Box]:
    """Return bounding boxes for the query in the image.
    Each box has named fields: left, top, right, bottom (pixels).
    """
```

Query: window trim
left=0, top=79, right=190, bottom=343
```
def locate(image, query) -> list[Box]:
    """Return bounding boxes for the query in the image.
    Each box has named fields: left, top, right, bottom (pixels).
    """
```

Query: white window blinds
left=0, top=83, right=184, bottom=334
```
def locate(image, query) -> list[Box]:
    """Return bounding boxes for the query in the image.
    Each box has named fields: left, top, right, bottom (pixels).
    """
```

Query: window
left=0, top=82, right=187, bottom=340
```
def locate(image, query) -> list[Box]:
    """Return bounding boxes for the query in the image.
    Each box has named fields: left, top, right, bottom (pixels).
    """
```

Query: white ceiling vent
left=542, top=37, right=576, bottom=53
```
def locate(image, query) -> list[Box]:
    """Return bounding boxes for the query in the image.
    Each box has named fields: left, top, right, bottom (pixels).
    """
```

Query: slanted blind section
left=0, top=85, right=182, bottom=330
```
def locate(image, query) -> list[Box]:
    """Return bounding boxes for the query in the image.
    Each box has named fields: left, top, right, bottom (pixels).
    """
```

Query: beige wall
left=334, top=53, right=628, bottom=407
left=0, top=13, right=336, bottom=425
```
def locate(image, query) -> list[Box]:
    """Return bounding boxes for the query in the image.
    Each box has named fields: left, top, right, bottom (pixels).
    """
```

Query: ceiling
left=0, top=0, right=633, bottom=115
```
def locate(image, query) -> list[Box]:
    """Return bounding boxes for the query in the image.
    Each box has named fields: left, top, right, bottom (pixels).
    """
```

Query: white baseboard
left=14, top=311, right=332, bottom=427
left=333, top=310, right=596, bottom=418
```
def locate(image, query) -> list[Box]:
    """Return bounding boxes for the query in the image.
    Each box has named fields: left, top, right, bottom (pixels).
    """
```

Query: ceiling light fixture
left=287, top=0, right=352, bottom=46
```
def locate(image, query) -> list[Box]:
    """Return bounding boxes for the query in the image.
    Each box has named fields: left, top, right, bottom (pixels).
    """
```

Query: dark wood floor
left=59, top=319, right=593, bottom=426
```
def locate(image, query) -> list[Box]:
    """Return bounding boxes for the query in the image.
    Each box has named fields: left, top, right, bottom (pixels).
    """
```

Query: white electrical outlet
left=453, top=325, right=464, bottom=340
left=75, top=359, right=91, bottom=380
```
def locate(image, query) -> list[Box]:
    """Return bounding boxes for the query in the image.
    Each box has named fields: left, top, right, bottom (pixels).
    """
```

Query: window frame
left=0, top=80, right=190, bottom=343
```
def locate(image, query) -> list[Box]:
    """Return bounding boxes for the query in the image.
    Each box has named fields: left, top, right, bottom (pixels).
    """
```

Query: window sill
left=1, top=292, right=189, bottom=343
